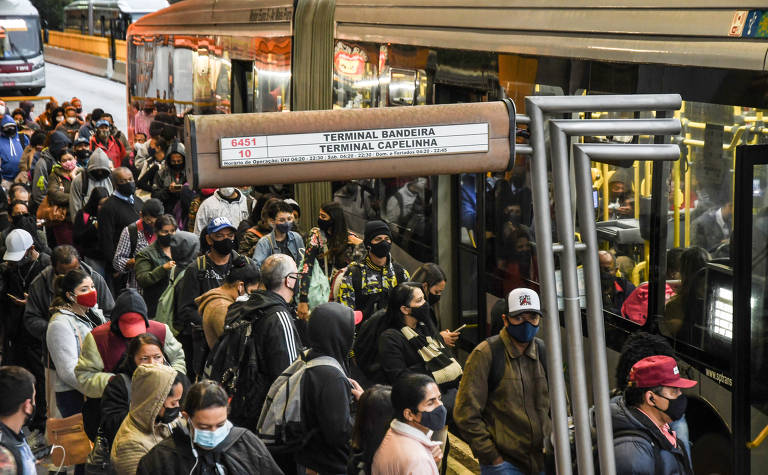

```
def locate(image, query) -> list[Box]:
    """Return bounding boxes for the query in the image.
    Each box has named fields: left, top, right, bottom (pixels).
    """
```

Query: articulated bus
left=127, top=2, right=768, bottom=472
left=0, top=0, right=44, bottom=95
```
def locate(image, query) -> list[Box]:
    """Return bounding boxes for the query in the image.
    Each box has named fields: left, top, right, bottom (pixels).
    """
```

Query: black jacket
left=99, top=357, right=135, bottom=446
left=298, top=303, right=355, bottom=474
left=73, top=209, right=102, bottom=261
left=174, top=251, right=241, bottom=330
left=378, top=322, right=456, bottom=391
left=136, top=424, right=283, bottom=475
left=98, top=194, right=143, bottom=269
left=0, top=252, right=51, bottom=347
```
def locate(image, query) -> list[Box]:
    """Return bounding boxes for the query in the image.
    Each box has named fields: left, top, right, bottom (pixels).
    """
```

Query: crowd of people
left=0, top=96, right=698, bottom=475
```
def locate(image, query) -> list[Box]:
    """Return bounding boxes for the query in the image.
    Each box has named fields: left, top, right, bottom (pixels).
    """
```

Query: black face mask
left=317, top=218, right=333, bottom=234
left=654, top=393, right=687, bottom=421
left=157, top=234, right=173, bottom=247
left=505, top=212, right=521, bottom=225
left=369, top=240, right=391, bottom=258
left=211, top=238, right=235, bottom=255
left=600, top=270, right=615, bottom=289
left=24, top=403, right=36, bottom=426
left=170, top=162, right=184, bottom=171
left=75, top=149, right=90, bottom=163
left=157, top=406, right=180, bottom=424
left=116, top=181, right=135, bottom=196
left=75, top=108, right=82, bottom=114
left=409, top=302, right=431, bottom=323
left=90, top=170, right=110, bottom=181
left=2, top=127, right=16, bottom=137
left=143, top=221, right=154, bottom=235
left=427, top=292, right=441, bottom=306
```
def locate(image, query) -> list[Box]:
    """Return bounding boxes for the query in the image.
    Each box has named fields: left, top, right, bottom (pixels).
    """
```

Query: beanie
left=364, top=220, right=391, bottom=247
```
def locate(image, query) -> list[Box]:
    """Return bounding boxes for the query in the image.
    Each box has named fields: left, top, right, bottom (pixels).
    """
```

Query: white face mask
left=219, top=187, right=235, bottom=197
left=0, top=105, right=5, bottom=116
left=66, top=117, right=76, bottom=125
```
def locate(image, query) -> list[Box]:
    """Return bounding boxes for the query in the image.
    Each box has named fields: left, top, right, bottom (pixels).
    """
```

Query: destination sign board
left=219, top=123, right=489, bottom=168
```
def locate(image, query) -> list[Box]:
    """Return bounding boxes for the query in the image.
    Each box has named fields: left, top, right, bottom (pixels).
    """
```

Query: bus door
left=732, top=144, right=768, bottom=473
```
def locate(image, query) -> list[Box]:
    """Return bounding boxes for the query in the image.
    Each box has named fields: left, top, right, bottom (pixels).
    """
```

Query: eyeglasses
left=285, top=272, right=299, bottom=280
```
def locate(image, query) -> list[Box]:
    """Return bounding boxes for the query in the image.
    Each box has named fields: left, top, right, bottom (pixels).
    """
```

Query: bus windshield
left=0, top=16, right=41, bottom=60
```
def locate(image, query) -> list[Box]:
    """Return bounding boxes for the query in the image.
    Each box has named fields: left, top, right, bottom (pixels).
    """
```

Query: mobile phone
left=453, top=324, right=467, bottom=333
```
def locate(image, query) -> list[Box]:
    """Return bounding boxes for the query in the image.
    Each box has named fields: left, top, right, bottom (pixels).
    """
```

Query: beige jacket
left=110, top=364, right=180, bottom=475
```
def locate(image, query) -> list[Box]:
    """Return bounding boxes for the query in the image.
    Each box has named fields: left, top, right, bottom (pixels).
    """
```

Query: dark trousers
left=179, top=326, right=208, bottom=383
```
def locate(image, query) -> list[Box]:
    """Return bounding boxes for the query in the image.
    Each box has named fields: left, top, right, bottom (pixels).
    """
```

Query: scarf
left=400, top=325, right=463, bottom=387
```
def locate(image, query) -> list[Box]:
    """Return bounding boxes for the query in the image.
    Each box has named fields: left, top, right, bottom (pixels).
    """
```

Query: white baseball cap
left=4, top=229, right=33, bottom=262
left=507, top=288, right=542, bottom=317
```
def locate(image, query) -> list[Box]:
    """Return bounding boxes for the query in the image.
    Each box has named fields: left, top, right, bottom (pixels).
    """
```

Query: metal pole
left=88, top=0, right=94, bottom=36
left=548, top=122, right=594, bottom=475
left=648, top=111, right=672, bottom=326
left=525, top=98, right=573, bottom=475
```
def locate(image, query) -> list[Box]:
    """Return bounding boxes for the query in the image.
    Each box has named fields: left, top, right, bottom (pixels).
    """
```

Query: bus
left=63, top=0, right=169, bottom=39
left=127, top=2, right=768, bottom=472
left=0, top=0, right=44, bottom=96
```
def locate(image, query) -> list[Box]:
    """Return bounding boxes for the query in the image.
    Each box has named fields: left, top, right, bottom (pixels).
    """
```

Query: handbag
left=306, top=258, right=331, bottom=310
left=46, top=413, right=93, bottom=467
left=84, top=429, right=111, bottom=475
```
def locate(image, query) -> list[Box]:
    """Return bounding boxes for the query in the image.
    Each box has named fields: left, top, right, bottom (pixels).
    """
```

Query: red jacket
left=90, top=135, right=126, bottom=169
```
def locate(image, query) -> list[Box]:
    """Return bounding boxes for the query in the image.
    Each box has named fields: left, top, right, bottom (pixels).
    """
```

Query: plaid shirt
left=113, top=221, right=154, bottom=289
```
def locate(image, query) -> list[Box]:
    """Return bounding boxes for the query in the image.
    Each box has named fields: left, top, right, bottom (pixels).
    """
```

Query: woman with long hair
left=348, top=385, right=394, bottom=475
left=410, top=263, right=458, bottom=347
left=297, top=201, right=363, bottom=319
left=73, top=186, right=110, bottom=277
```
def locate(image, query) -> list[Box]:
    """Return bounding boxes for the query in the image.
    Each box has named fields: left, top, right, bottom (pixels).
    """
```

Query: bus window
left=333, top=40, right=379, bottom=109
left=0, top=17, right=41, bottom=59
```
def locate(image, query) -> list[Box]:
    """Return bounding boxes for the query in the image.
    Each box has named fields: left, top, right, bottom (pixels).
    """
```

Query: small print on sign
left=730, top=10, right=748, bottom=37
left=219, top=123, right=489, bottom=168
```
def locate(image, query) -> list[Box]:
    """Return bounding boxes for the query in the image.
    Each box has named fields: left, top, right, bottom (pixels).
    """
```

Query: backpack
left=487, top=335, right=547, bottom=393
left=256, top=353, right=345, bottom=455
left=347, top=262, right=408, bottom=321
left=352, top=308, right=388, bottom=384
left=203, top=299, right=280, bottom=430
left=154, top=262, right=194, bottom=336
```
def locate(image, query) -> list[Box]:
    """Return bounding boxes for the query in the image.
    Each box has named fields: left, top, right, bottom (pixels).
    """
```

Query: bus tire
left=25, top=87, right=42, bottom=96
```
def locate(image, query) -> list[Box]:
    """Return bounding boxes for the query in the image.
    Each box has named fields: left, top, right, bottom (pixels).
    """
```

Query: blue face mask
left=192, top=420, right=232, bottom=449
left=506, top=320, right=539, bottom=342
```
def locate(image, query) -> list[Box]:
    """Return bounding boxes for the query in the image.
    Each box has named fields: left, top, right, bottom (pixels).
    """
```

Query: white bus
left=0, top=0, right=44, bottom=96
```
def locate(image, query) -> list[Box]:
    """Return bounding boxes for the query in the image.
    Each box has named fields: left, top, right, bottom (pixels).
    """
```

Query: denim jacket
left=252, top=229, right=305, bottom=271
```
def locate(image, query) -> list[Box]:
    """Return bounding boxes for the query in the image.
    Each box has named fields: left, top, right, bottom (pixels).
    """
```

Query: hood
left=194, top=287, right=235, bottom=312
left=48, top=130, right=72, bottom=156
left=242, top=289, right=287, bottom=316
left=88, top=148, right=112, bottom=172
left=1, top=114, right=16, bottom=130
left=167, top=141, right=185, bottom=160
left=110, top=288, right=149, bottom=333
left=621, top=283, right=675, bottom=326
left=130, top=364, right=177, bottom=433
left=171, top=231, right=200, bottom=268
left=307, top=302, right=355, bottom=371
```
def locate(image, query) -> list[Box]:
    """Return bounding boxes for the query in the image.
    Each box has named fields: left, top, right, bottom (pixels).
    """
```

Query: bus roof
left=0, top=0, right=39, bottom=17
left=63, top=0, right=169, bottom=14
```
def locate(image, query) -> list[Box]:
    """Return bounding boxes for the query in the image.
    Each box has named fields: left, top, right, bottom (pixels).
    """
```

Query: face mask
left=505, top=212, right=521, bottom=225
left=116, top=181, right=136, bottom=196
left=276, top=222, right=293, bottom=234
left=369, top=240, right=391, bottom=258
left=15, top=120, right=23, bottom=127
left=427, top=292, right=441, bottom=306
left=285, top=274, right=299, bottom=295
left=55, top=116, right=64, bottom=123
left=75, top=149, right=90, bottom=163
left=655, top=393, right=687, bottom=421
left=170, top=162, right=184, bottom=171
left=61, top=160, right=76, bottom=171
left=143, top=221, right=154, bottom=235
left=211, top=238, right=235, bottom=255
left=157, top=234, right=173, bottom=247
left=66, top=117, right=76, bottom=125
left=2, top=127, right=15, bottom=137
left=418, top=404, right=447, bottom=432
left=192, top=420, right=232, bottom=449
left=600, top=270, right=615, bottom=289
left=97, top=130, right=110, bottom=141
left=90, top=170, right=109, bottom=181
left=219, top=187, right=235, bottom=197
left=24, top=403, right=35, bottom=426
left=0, top=105, right=5, bottom=116
left=317, top=218, right=333, bottom=234
left=75, top=289, right=98, bottom=308
left=506, top=320, right=539, bottom=343
left=157, top=406, right=180, bottom=424
left=409, top=302, right=431, bottom=323
left=76, top=108, right=82, bottom=114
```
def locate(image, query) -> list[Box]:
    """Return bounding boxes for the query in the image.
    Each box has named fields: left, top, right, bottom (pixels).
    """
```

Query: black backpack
left=487, top=334, right=547, bottom=393
left=352, top=308, right=388, bottom=385
left=203, top=299, right=280, bottom=430
left=347, top=261, right=408, bottom=321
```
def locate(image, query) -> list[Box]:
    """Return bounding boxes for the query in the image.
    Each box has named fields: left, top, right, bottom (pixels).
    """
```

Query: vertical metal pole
left=647, top=111, right=671, bottom=324
left=574, top=146, right=617, bottom=475
left=88, top=0, right=94, bottom=37
left=549, top=124, right=595, bottom=475
left=525, top=99, right=573, bottom=475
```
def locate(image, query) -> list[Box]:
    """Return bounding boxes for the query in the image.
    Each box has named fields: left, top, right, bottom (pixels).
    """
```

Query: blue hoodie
left=0, top=115, right=24, bottom=181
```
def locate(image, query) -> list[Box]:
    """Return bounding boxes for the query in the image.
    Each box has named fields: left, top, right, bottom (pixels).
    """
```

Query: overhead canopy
left=185, top=101, right=515, bottom=187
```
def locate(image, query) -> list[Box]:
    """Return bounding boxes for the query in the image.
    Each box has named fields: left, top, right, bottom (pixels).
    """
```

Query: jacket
left=33, top=132, right=70, bottom=206
left=251, top=228, right=305, bottom=271
left=0, top=252, right=51, bottom=347
left=46, top=165, right=74, bottom=219
left=113, top=219, right=154, bottom=289
left=55, top=120, right=81, bottom=142
left=195, top=286, right=237, bottom=349
left=298, top=303, right=355, bottom=473
left=0, top=115, right=24, bottom=181
left=692, top=207, right=729, bottom=252
left=69, top=148, right=114, bottom=221
left=75, top=288, right=186, bottom=398
left=193, top=189, right=250, bottom=235
left=98, top=194, right=143, bottom=268
left=90, top=134, right=126, bottom=170
left=23, top=262, right=114, bottom=343
left=73, top=208, right=102, bottom=261
left=0, top=421, right=36, bottom=475
left=371, top=420, right=441, bottom=475
left=100, top=357, right=137, bottom=447
left=134, top=242, right=173, bottom=318
left=453, top=330, right=550, bottom=472
left=110, top=364, right=180, bottom=475
left=46, top=307, right=106, bottom=393
left=136, top=423, right=282, bottom=475
left=612, top=396, right=693, bottom=475
left=299, top=227, right=363, bottom=304
left=151, top=143, right=187, bottom=213
left=337, top=255, right=410, bottom=321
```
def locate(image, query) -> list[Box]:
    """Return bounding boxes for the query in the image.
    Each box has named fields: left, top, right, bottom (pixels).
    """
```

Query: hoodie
left=298, top=303, right=356, bottom=473
left=195, top=286, right=237, bottom=349
left=193, top=189, right=250, bottom=235
left=32, top=131, right=70, bottom=206
left=69, top=147, right=114, bottom=221
left=111, top=364, right=180, bottom=475
left=0, top=115, right=24, bottom=181
left=74, top=288, right=186, bottom=398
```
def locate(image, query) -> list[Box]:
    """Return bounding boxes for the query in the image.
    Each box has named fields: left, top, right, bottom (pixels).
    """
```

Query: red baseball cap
left=118, top=312, right=148, bottom=338
left=628, top=355, right=697, bottom=389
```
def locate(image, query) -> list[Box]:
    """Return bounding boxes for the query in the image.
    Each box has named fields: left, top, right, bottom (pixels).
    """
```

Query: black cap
left=364, top=220, right=391, bottom=247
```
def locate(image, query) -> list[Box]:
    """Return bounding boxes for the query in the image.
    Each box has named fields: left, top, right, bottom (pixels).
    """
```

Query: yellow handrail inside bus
left=631, top=260, right=647, bottom=287
left=747, top=424, right=768, bottom=449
